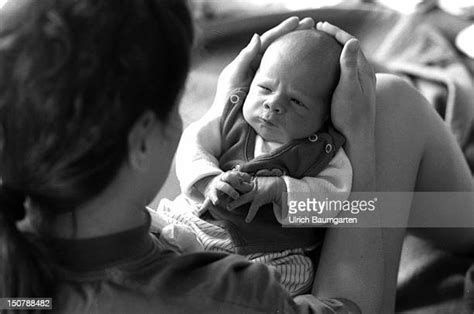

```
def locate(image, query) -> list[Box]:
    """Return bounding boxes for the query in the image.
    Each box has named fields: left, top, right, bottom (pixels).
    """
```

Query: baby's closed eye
left=257, top=85, right=272, bottom=93
left=290, top=98, right=305, bottom=107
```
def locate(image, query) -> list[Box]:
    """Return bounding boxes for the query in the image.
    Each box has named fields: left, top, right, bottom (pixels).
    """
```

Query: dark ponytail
left=0, top=0, right=193, bottom=300
left=0, top=186, right=54, bottom=299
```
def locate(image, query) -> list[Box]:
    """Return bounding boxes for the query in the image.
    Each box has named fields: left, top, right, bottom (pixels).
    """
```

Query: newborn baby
left=244, top=29, right=341, bottom=144
left=159, top=29, right=353, bottom=296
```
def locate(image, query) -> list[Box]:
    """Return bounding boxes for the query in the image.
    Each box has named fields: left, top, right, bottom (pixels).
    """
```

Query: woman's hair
left=0, top=0, right=193, bottom=298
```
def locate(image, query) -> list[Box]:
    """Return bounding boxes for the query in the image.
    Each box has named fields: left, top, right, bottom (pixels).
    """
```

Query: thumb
left=339, top=38, right=359, bottom=83
left=235, top=33, right=261, bottom=70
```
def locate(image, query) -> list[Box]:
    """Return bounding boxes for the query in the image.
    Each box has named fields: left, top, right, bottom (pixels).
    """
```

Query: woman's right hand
left=214, top=17, right=315, bottom=104
left=316, top=22, right=376, bottom=140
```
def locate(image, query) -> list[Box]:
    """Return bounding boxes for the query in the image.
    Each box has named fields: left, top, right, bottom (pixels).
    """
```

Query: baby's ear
left=127, top=110, right=157, bottom=171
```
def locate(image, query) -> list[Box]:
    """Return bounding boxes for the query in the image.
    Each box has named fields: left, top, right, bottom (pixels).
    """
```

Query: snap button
left=308, top=134, right=318, bottom=142
left=230, top=94, right=240, bottom=104
left=325, top=144, right=333, bottom=153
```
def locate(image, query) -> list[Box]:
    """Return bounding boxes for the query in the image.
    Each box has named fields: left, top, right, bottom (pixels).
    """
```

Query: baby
left=157, top=29, right=352, bottom=296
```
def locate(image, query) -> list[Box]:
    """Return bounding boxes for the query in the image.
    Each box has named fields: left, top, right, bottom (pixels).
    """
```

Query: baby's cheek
left=297, top=117, right=324, bottom=138
left=242, top=99, right=257, bottom=124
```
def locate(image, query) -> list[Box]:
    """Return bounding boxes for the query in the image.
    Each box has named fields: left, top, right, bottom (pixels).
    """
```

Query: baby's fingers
left=221, top=171, right=252, bottom=187
left=227, top=191, right=254, bottom=211
left=245, top=201, right=262, bottom=223
left=208, top=181, right=240, bottom=206
left=200, top=197, right=214, bottom=212
left=235, top=181, right=254, bottom=194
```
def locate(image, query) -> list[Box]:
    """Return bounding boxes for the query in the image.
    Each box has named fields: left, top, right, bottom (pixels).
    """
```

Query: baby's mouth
left=259, top=116, right=276, bottom=127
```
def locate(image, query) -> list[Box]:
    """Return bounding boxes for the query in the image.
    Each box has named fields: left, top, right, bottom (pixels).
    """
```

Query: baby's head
left=243, top=29, right=341, bottom=143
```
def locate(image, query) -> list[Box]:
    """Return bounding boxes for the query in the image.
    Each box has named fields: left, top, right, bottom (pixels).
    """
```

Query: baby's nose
left=264, top=97, right=284, bottom=113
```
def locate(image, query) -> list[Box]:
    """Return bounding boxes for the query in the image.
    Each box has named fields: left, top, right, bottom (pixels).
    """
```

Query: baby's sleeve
left=275, top=148, right=352, bottom=223
left=175, top=97, right=227, bottom=202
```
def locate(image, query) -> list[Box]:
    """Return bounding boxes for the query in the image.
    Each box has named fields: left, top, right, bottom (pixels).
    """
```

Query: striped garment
left=157, top=199, right=314, bottom=296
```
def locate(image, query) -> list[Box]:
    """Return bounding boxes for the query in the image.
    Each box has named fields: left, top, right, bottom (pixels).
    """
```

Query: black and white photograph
left=0, top=0, right=473, bottom=313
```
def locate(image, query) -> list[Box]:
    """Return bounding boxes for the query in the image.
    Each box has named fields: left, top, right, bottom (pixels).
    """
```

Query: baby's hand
left=201, top=171, right=253, bottom=211
left=227, top=176, right=286, bottom=223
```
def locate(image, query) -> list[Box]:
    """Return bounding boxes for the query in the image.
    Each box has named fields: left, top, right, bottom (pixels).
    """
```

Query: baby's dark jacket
left=203, top=89, right=345, bottom=255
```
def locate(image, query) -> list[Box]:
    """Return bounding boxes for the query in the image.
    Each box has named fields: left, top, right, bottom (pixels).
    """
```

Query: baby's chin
left=254, top=128, right=286, bottom=144
left=246, top=117, right=302, bottom=144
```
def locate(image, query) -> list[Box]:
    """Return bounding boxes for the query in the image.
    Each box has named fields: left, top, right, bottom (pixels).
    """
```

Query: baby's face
left=243, top=31, right=340, bottom=144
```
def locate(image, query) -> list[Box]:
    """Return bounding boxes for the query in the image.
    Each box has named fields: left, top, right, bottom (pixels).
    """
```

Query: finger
left=235, top=171, right=252, bottom=182
left=316, top=21, right=354, bottom=45
left=225, top=175, right=253, bottom=194
left=260, top=16, right=299, bottom=51
left=208, top=190, right=220, bottom=205
left=233, top=33, right=261, bottom=69
left=245, top=202, right=261, bottom=223
left=315, top=21, right=371, bottom=78
left=227, top=191, right=254, bottom=211
left=215, top=181, right=240, bottom=200
left=236, top=181, right=253, bottom=194
left=338, top=38, right=360, bottom=84
left=221, top=171, right=252, bottom=186
left=220, top=172, right=241, bottom=187
left=296, top=17, right=315, bottom=30
left=210, top=190, right=233, bottom=208
left=356, top=46, right=376, bottom=85
left=201, top=197, right=213, bottom=212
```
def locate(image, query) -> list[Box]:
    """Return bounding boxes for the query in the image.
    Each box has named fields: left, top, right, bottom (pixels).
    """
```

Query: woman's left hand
left=214, top=17, right=315, bottom=104
left=316, top=21, right=376, bottom=141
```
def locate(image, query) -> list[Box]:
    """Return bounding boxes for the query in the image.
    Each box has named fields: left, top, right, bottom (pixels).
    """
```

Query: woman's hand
left=214, top=17, right=315, bottom=104
left=316, top=22, right=377, bottom=191
left=316, top=22, right=376, bottom=140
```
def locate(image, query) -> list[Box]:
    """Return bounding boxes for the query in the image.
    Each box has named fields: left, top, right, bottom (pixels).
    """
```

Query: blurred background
left=190, top=0, right=474, bottom=20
